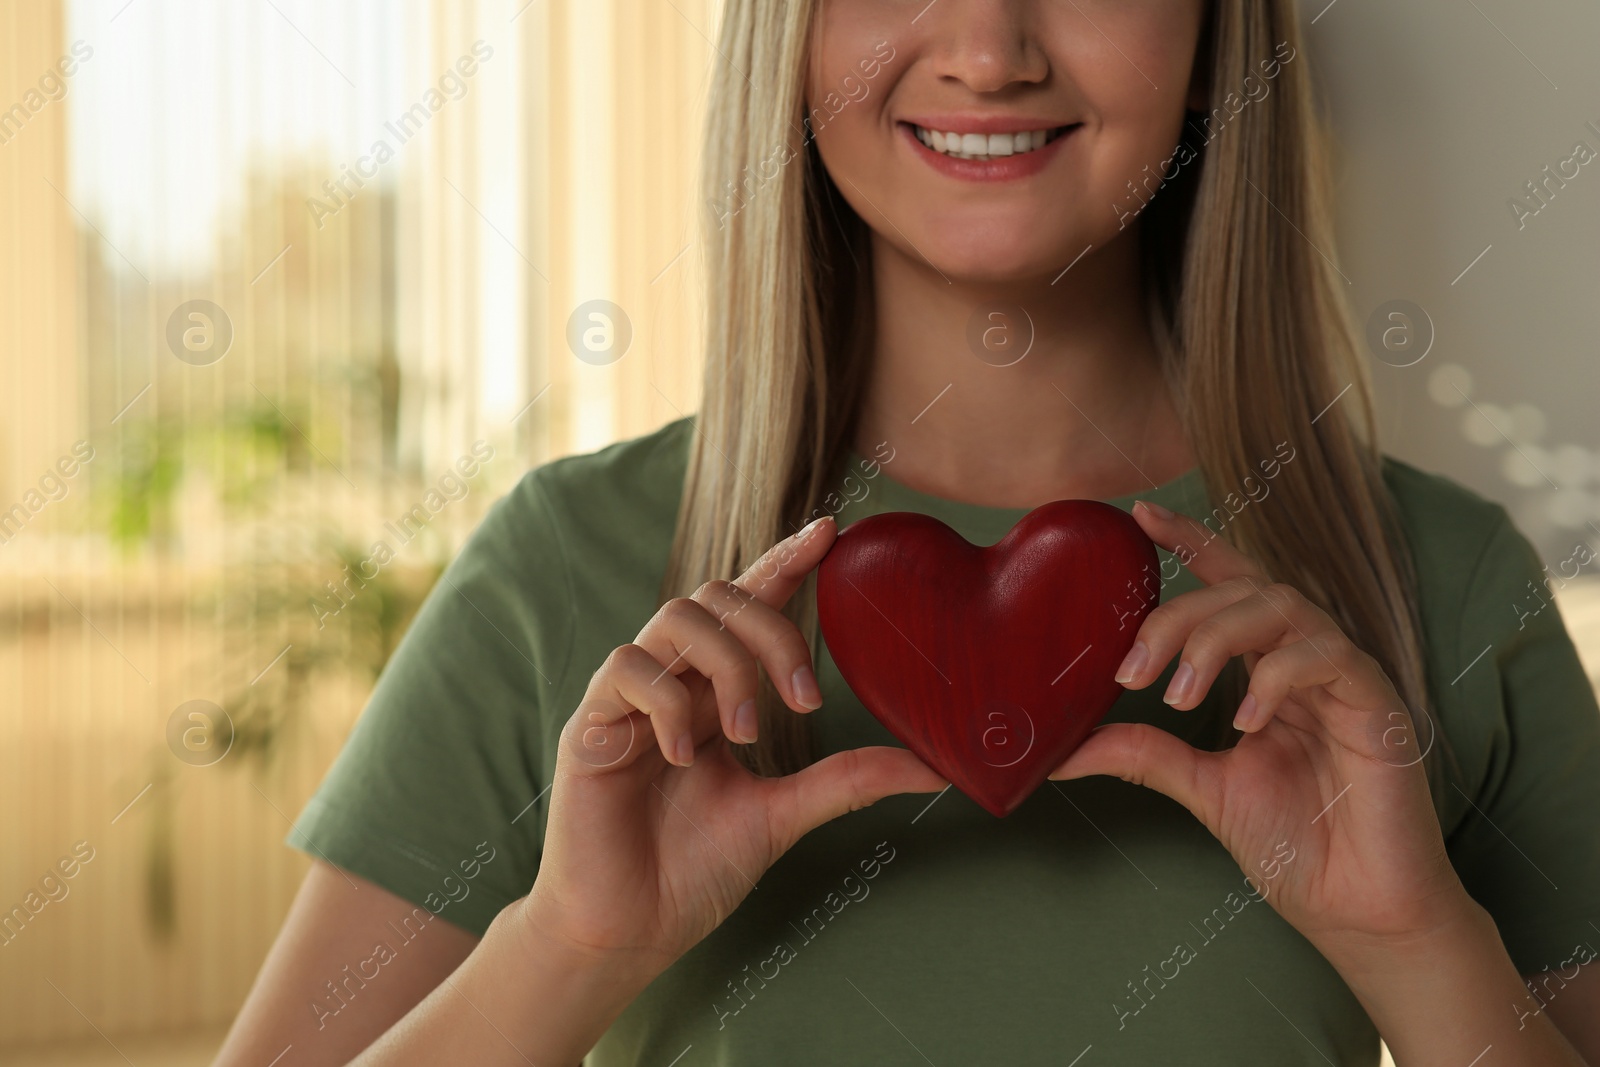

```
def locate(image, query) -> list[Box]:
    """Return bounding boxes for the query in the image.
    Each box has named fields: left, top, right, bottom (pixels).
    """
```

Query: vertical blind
left=0, top=0, right=716, bottom=1047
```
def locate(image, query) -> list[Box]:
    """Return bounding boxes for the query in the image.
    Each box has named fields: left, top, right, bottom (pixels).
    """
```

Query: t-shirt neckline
left=839, top=442, right=1207, bottom=528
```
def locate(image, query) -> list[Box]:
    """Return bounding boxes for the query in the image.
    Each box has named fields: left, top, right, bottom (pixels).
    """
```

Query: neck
left=852, top=227, right=1194, bottom=509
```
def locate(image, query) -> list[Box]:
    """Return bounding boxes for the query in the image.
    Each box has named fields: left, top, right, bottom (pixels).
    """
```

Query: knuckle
left=723, top=654, right=761, bottom=687
left=1220, top=575, right=1258, bottom=601
left=841, top=749, right=873, bottom=813
left=1124, top=724, right=1156, bottom=788
left=602, top=643, right=642, bottom=674
left=695, top=579, right=756, bottom=628
left=1260, top=582, right=1300, bottom=611
left=761, top=624, right=811, bottom=667
left=1143, top=600, right=1180, bottom=631
left=1311, top=630, right=1355, bottom=662
left=1251, top=649, right=1289, bottom=689
left=1186, top=619, right=1228, bottom=659
left=610, top=643, right=662, bottom=682
left=701, top=639, right=757, bottom=684
left=693, top=578, right=737, bottom=603
left=661, top=596, right=703, bottom=624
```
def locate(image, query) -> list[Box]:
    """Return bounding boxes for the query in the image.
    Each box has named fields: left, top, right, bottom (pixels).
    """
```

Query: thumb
left=765, top=746, right=947, bottom=850
left=1049, top=722, right=1220, bottom=830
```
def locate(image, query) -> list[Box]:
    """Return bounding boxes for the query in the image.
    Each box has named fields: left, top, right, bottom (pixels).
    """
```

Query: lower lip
left=901, top=123, right=1077, bottom=182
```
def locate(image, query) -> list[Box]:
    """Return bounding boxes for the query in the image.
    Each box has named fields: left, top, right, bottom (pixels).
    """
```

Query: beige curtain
left=0, top=0, right=718, bottom=1048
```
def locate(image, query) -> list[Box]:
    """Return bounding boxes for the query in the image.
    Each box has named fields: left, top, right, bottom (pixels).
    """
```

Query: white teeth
left=913, top=125, right=1060, bottom=161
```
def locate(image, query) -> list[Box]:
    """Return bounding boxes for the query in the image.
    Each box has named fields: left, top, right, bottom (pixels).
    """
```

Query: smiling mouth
left=910, top=123, right=1076, bottom=161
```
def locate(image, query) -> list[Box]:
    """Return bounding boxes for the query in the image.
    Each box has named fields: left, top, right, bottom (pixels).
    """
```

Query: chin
left=920, top=232, right=1085, bottom=286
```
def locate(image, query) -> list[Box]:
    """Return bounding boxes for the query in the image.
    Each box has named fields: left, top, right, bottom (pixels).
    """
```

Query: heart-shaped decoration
left=817, top=500, right=1159, bottom=817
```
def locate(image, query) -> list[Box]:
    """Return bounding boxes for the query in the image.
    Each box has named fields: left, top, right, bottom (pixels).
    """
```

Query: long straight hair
left=660, top=0, right=1456, bottom=803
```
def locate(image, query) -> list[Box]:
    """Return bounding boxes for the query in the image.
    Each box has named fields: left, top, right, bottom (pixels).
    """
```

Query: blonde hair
left=661, top=0, right=1455, bottom=800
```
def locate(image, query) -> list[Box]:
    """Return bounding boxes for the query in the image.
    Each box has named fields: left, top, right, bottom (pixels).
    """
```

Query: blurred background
left=0, top=0, right=1597, bottom=1062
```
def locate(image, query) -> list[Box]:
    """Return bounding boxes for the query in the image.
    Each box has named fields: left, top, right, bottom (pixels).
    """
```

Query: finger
left=636, top=598, right=764, bottom=757
left=563, top=643, right=694, bottom=777
left=1131, top=500, right=1269, bottom=588
left=559, top=704, right=660, bottom=777
left=1160, top=583, right=1336, bottom=711
left=691, top=578, right=823, bottom=722
left=764, top=747, right=948, bottom=852
left=1115, top=575, right=1260, bottom=689
left=1237, top=632, right=1393, bottom=733
left=734, top=514, right=837, bottom=608
left=1048, top=721, right=1221, bottom=830
left=585, top=643, right=697, bottom=767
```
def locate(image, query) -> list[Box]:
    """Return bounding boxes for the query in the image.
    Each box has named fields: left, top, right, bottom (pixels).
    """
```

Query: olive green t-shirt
left=289, top=415, right=1600, bottom=1065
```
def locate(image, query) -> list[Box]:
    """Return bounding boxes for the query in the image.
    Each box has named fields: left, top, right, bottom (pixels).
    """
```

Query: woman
left=216, top=0, right=1600, bottom=1063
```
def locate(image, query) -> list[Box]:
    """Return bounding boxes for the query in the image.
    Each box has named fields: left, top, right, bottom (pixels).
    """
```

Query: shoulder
left=1379, top=455, right=1517, bottom=583
left=478, top=415, right=696, bottom=680
left=403, top=414, right=695, bottom=695
left=285, top=417, right=700, bottom=934
left=473, top=415, right=695, bottom=559
left=524, top=414, right=695, bottom=532
left=1380, top=467, right=1600, bottom=975
left=1376, top=457, right=1543, bottom=761
left=1378, top=455, right=1542, bottom=656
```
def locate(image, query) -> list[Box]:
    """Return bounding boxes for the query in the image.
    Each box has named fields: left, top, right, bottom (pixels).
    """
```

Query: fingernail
left=734, top=698, right=758, bottom=743
left=1163, top=661, right=1194, bottom=706
left=1136, top=499, right=1174, bottom=521
left=792, top=664, right=823, bottom=709
left=1233, top=693, right=1258, bottom=732
left=1114, top=642, right=1148, bottom=685
left=674, top=734, right=695, bottom=766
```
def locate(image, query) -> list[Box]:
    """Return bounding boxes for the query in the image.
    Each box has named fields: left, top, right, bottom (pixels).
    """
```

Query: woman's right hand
left=519, top=514, right=946, bottom=984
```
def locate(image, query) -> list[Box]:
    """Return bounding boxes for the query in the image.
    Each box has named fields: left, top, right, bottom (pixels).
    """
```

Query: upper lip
left=900, top=115, right=1079, bottom=135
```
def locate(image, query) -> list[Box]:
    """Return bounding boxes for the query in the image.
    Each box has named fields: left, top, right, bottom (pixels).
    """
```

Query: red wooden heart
left=817, top=500, right=1159, bottom=817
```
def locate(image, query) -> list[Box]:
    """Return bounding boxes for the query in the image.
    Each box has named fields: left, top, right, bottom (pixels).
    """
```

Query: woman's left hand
left=1051, top=499, right=1475, bottom=967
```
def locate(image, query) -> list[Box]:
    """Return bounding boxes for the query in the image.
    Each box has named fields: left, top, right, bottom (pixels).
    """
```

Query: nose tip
left=926, top=11, right=1049, bottom=93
